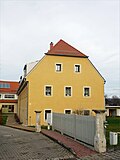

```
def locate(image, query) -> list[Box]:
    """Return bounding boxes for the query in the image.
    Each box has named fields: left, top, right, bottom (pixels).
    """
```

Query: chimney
left=50, top=42, right=54, bottom=50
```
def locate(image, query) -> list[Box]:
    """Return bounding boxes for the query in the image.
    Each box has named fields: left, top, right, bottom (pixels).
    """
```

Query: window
left=45, top=86, right=52, bottom=96
left=8, top=105, right=14, bottom=112
left=83, top=87, right=90, bottom=97
left=4, top=94, right=15, bottom=99
left=55, top=63, right=62, bottom=72
left=2, top=105, right=14, bottom=112
left=84, top=110, right=90, bottom=115
left=0, top=83, right=10, bottom=88
left=2, top=105, right=7, bottom=108
left=64, top=109, right=72, bottom=114
left=44, top=109, right=52, bottom=121
left=65, top=87, right=72, bottom=97
left=74, top=64, right=81, bottom=73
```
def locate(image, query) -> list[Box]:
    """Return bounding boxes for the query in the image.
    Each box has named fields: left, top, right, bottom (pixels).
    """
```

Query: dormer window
left=55, top=63, right=62, bottom=72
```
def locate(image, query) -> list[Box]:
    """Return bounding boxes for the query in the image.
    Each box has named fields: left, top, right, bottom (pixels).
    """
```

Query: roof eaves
left=88, top=59, right=106, bottom=83
left=25, top=56, right=46, bottom=78
left=17, top=78, right=28, bottom=95
left=45, top=53, right=88, bottom=58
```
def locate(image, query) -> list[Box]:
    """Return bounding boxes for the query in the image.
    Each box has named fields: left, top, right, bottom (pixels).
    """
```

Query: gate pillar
left=93, top=110, right=106, bottom=153
left=34, top=110, right=42, bottom=132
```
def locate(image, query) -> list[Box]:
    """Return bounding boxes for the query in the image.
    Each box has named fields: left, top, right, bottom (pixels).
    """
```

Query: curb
left=5, top=125, right=35, bottom=132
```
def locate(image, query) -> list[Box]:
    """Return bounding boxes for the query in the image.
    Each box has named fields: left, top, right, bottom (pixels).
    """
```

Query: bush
left=73, top=109, right=84, bottom=115
left=2, top=116, right=8, bottom=125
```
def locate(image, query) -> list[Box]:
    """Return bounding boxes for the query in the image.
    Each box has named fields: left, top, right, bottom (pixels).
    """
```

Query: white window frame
left=4, top=94, right=15, bottom=99
left=44, top=109, right=52, bottom=122
left=44, top=85, right=53, bottom=97
left=64, top=86, right=72, bottom=97
left=83, top=86, right=91, bottom=98
left=55, top=63, right=63, bottom=72
left=64, top=109, right=72, bottom=114
left=74, top=64, right=81, bottom=73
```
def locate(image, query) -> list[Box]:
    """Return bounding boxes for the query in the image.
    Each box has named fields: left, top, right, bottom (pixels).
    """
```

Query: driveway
left=0, top=125, right=75, bottom=160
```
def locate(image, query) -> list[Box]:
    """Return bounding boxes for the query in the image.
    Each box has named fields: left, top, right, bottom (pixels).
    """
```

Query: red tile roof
left=46, top=39, right=88, bottom=58
left=0, top=80, right=19, bottom=94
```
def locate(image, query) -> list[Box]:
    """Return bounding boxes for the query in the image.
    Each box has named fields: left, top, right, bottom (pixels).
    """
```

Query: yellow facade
left=18, top=54, right=105, bottom=126
left=18, top=83, right=28, bottom=125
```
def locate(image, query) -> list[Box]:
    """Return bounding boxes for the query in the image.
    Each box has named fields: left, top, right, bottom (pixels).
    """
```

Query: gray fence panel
left=52, top=113, right=96, bottom=146
left=76, top=115, right=96, bottom=145
left=52, top=113, right=62, bottom=132
left=62, top=114, right=75, bottom=137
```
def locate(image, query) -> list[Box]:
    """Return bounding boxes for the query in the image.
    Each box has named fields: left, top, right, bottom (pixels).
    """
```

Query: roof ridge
left=46, top=39, right=88, bottom=58
left=59, top=39, right=85, bottom=55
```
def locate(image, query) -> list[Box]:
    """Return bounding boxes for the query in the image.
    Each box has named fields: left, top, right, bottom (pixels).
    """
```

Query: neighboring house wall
left=0, top=93, right=18, bottom=113
left=0, top=81, right=19, bottom=114
left=117, top=109, right=120, bottom=116
left=105, top=98, right=120, bottom=117
left=106, top=108, right=109, bottom=116
left=106, top=106, right=120, bottom=116
left=18, top=85, right=28, bottom=125
left=24, top=55, right=105, bottom=125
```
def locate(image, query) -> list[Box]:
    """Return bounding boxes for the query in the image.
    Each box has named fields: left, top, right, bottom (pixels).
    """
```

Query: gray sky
left=0, top=0, right=120, bottom=97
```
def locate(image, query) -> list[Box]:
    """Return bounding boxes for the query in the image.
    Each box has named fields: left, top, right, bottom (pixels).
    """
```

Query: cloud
left=0, top=0, right=119, bottom=96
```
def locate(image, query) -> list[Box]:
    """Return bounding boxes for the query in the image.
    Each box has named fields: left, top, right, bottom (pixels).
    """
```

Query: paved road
left=0, top=125, right=75, bottom=160
left=80, top=150, right=120, bottom=160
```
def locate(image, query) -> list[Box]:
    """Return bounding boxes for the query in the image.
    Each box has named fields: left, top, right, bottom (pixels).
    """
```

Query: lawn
left=106, top=117, right=120, bottom=150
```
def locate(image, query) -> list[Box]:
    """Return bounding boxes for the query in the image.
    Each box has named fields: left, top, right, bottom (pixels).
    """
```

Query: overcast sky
left=0, top=0, right=120, bottom=97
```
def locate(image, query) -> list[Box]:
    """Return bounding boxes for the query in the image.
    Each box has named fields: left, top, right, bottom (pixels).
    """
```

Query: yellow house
left=17, top=39, right=105, bottom=126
